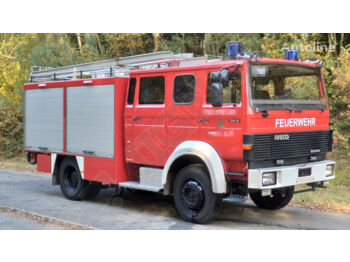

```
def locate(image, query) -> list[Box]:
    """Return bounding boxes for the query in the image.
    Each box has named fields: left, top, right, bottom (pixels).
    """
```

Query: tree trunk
left=76, top=33, right=83, bottom=54
left=328, top=33, right=337, bottom=56
left=340, top=33, right=345, bottom=50
left=203, top=33, right=209, bottom=56
left=182, top=33, right=186, bottom=53
left=153, top=33, right=161, bottom=52
left=96, top=33, right=103, bottom=55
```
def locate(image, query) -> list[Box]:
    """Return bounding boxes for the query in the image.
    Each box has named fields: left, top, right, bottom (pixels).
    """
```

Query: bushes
left=328, top=48, right=350, bottom=154
left=0, top=98, right=23, bottom=158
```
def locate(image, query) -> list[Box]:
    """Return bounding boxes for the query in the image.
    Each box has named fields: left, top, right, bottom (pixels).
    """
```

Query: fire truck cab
left=24, top=47, right=335, bottom=223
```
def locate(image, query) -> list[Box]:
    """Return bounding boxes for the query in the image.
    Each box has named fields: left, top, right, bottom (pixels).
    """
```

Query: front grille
left=244, top=130, right=332, bottom=162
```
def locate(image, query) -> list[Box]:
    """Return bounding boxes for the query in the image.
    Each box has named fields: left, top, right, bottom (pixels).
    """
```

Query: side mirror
left=211, top=82, right=223, bottom=107
left=210, top=69, right=229, bottom=87
left=220, top=70, right=229, bottom=86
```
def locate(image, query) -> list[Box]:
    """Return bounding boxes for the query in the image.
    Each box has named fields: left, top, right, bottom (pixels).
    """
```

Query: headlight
left=326, top=164, right=335, bottom=177
left=262, top=172, right=276, bottom=186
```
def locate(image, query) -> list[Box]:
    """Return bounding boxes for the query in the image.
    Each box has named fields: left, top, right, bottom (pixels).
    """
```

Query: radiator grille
left=244, top=130, right=332, bottom=161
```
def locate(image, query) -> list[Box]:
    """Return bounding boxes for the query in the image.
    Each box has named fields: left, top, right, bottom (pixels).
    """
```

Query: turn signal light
left=243, top=144, right=252, bottom=150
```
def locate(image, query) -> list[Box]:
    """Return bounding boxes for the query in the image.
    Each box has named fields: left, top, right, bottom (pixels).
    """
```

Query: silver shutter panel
left=66, top=85, right=115, bottom=158
left=24, top=88, right=64, bottom=152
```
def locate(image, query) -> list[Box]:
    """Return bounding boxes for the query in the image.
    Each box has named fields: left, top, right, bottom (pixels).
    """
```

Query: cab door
left=132, top=74, right=167, bottom=166
left=200, top=68, right=244, bottom=161
left=124, top=77, right=137, bottom=162
left=167, top=72, right=200, bottom=154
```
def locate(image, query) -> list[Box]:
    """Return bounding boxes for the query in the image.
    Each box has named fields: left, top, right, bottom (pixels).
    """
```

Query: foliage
left=0, top=33, right=349, bottom=157
left=330, top=48, right=350, bottom=151
left=0, top=96, right=23, bottom=158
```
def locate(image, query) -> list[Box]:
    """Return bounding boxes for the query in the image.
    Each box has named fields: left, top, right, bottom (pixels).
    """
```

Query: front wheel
left=249, top=186, right=294, bottom=210
left=173, top=164, right=223, bottom=224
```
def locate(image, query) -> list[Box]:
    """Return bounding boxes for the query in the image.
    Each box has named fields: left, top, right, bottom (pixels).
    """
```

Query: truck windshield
left=249, top=63, right=327, bottom=111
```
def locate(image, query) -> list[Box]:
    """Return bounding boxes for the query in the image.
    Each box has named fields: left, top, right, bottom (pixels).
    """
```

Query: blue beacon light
left=227, top=42, right=242, bottom=60
left=285, top=49, right=299, bottom=61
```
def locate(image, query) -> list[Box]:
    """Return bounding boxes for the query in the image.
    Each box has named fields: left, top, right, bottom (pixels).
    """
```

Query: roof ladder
left=29, top=51, right=215, bottom=82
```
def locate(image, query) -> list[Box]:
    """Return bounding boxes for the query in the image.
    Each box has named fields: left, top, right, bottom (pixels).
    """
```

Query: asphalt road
left=0, top=168, right=350, bottom=230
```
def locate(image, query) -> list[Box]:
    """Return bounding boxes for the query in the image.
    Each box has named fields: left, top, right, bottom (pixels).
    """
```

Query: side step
left=118, top=181, right=163, bottom=192
left=119, top=167, right=164, bottom=192
left=223, top=194, right=248, bottom=204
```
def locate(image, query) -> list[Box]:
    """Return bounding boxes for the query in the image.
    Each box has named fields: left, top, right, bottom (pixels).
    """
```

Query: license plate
left=298, top=168, right=311, bottom=177
left=261, top=189, right=272, bottom=196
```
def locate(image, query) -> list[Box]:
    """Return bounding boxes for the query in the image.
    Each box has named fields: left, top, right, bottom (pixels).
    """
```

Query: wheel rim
left=180, top=179, right=204, bottom=211
left=64, top=166, right=80, bottom=193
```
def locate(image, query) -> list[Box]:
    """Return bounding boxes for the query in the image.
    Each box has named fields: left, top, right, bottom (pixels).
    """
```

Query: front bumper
left=248, top=160, right=335, bottom=190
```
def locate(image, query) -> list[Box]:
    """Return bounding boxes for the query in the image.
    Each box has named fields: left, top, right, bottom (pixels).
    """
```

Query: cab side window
left=127, top=78, right=136, bottom=105
left=206, top=71, right=241, bottom=104
left=173, top=74, right=196, bottom=104
left=139, top=76, right=165, bottom=104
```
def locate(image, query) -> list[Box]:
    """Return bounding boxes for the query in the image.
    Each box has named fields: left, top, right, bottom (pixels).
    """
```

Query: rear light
left=262, top=172, right=276, bottom=186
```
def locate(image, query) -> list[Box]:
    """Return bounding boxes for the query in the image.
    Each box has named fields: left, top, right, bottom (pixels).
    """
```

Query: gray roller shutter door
left=24, top=88, right=64, bottom=152
left=66, top=85, right=115, bottom=158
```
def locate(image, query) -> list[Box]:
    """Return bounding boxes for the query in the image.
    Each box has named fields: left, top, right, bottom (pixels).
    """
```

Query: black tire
left=58, top=158, right=101, bottom=200
left=173, top=164, right=223, bottom=224
left=80, top=182, right=101, bottom=200
left=26, top=152, right=37, bottom=165
left=249, top=186, right=294, bottom=210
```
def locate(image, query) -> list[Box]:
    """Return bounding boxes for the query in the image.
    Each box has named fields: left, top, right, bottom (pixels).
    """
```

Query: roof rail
left=29, top=51, right=216, bottom=82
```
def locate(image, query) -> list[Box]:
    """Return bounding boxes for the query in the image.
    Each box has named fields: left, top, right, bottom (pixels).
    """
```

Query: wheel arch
left=52, top=155, right=84, bottom=185
left=162, top=141, right=226, bottom=195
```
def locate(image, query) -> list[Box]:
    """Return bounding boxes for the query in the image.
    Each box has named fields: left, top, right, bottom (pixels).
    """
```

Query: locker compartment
left=24, top=88, right=64, bottom=152
left=66, top=84, right=115, bottom=158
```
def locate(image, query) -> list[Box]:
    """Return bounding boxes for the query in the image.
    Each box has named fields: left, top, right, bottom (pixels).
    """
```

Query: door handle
left=132, top=117, right=141, bottom=121
left=199, top=119, right=209, bottom=123
left=83, top=150, right=95, bottom=155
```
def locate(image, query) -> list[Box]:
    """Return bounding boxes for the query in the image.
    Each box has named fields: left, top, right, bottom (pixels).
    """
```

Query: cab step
left=119, top=166, right=164, bottom=192
left=118, top=181, right=163, bottom=192
left=223, top=194, right=248, bottom=204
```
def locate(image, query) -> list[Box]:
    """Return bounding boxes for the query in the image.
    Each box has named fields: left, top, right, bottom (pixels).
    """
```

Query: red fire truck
left=24, top=44, right=335, bottom=223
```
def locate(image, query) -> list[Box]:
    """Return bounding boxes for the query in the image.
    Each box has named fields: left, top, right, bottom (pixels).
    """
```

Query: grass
left=0, top=151, right=350, bottom=214
left=291, top=151, right=350, bottom=213
left=293, top=184, right=350, bottom=204
left=0, top=154, right=36, bottom=172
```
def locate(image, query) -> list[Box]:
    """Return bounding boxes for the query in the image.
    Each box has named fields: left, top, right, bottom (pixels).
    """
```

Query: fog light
left=326, top=164, right=335, bottom=177
left=262, top=172, right=276, bottom=186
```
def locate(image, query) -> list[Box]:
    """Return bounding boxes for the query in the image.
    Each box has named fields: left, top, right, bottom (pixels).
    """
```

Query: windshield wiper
left=281, top=106, right=293, bottom=113
left=312, top=104, right=325, bottom=112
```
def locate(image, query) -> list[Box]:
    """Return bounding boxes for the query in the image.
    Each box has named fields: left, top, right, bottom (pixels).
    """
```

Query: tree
left=153, top=33, right=161, bottom=51
left=330, top=48, right=350, bottom=150
left=0, top=33, right=350, bottom=158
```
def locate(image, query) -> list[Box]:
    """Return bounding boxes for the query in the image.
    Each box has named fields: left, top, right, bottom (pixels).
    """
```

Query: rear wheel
left=173, top=164, right=223, bottom=224
left=58, top=158, right=101, bottom=200
left=249, top=186, right=294, bottom=210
